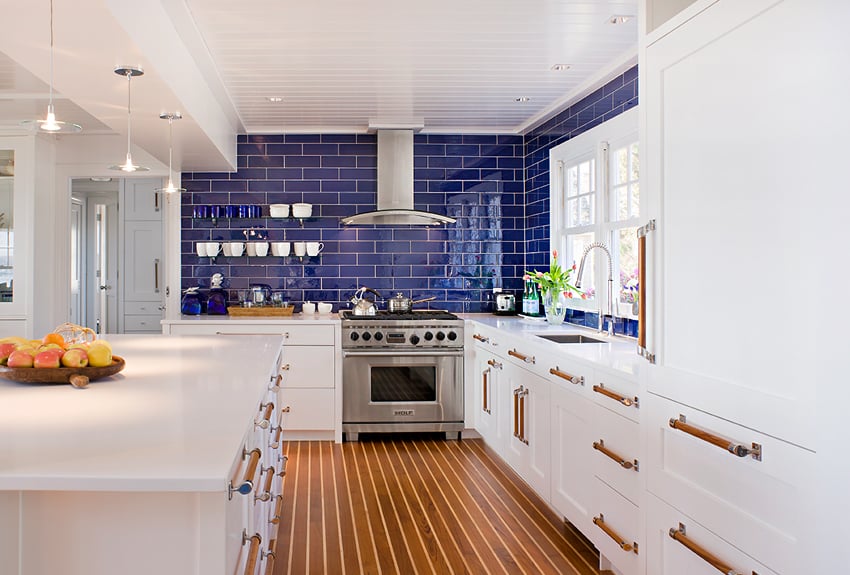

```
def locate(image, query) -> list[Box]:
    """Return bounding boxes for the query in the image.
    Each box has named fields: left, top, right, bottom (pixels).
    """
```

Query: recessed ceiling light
left=551, top=64, right=571, bottom=71
left=267, top=97, right=283, bottom=103
left=515, top=97, right=530, bottom=103
left=608, top=14, right=634, bottom=24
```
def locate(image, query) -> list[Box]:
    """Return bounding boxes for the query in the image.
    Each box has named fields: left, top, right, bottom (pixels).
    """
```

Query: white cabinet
left=471, top=335, right=503, bottom=450
left=121, top=179, right=163, bottom=333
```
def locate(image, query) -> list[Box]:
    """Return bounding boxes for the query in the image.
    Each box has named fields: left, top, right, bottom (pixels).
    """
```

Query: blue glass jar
left=180, top=287, right=202, bottom=315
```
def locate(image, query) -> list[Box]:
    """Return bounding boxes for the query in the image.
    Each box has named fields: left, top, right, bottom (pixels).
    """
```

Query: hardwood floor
left=273, top=436, right=605, bottom=575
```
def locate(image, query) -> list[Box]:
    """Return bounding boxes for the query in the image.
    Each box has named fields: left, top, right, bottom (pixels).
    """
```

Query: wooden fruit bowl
left=0, top=356, right=126, bottom=388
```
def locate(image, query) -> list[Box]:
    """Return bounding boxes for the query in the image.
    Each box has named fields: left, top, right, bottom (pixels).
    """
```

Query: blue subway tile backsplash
left=181, top=65, right=638, bottom=331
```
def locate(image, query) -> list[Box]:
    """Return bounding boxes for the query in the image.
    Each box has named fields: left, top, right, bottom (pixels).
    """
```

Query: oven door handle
left=343, top=350, right=463, bottom=358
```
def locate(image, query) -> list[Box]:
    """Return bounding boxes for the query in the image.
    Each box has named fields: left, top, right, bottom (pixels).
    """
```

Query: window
left=549, top=107, right=640, bottom=319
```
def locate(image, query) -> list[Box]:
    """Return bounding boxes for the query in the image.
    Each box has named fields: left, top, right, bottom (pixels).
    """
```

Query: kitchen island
left=0, top=334, right=286, bottom=575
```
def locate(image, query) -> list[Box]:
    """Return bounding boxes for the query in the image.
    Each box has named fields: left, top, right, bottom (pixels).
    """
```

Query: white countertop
left=459, top=314, right=645, bottom=376
left=162, top=313, right=340, bottom=325
left=0, top=334, right=283, bottom=493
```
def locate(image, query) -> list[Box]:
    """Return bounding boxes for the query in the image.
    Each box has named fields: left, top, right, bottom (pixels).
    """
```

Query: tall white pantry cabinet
left=640, top=1, right=846, bottom=573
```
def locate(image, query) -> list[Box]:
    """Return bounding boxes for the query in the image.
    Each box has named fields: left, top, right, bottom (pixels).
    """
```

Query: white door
left=86, top=194, right=118, bottom=334
left=69, top=199, right=82, bottom=325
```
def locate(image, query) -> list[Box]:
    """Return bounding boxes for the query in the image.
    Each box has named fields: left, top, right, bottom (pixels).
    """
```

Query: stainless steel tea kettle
left=348, top=287, right=381, bottom=316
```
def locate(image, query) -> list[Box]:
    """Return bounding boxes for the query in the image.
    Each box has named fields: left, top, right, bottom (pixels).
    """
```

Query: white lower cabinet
left=549, top=380, right=594, bottom=534
left=472, top=341, right=504, bottom=450
left=646, top=492, right=778, bottom=575
left=591, top=480, right=642, bottom=575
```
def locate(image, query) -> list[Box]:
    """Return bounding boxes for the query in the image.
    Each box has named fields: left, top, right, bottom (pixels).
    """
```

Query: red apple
left=33, top=349, right=62, bottom=369
left=0, top=342, right=17, bottom=364
left=7, top=350, right=35, bottom=368
left=60, top=348, right=89, bottom=368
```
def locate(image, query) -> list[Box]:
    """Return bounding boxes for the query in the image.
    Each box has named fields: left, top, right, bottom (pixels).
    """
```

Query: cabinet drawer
left=591, top=370, right=640, bottom=424
left=167, top=323, right=291, bottom=336
left=646, top=393, right=813, bottom=574
left=125, top=301, right=162, bottom=315
left=590, top=480, right=642, bottom=575
left=591, top=403, right=640, bottom=505
left=280, top=346, right=335, bottom=389
left=646, top=493, right=778, bottom=575
left=281, top=324, right=335, bottom=345
left=124, top=315, right=162, bottom=332
left=542, top=356, right=592, bottom=399
left=279, top=388, right=335, bottom=431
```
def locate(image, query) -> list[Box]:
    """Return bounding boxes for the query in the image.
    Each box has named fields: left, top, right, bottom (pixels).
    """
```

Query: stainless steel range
left=341, top=310, right=464, bottom=441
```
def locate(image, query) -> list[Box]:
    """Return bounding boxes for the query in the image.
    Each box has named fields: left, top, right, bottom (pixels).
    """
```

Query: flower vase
left=543, top=290, right=567, bottom=325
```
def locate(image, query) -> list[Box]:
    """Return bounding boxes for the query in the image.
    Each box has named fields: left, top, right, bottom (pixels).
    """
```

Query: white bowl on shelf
left=269, top=204, right=289, bottom=218
left=292, top=203, right=312, bottom=219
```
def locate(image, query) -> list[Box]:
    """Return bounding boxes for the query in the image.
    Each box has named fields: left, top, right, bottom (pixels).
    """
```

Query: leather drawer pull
left=669, top=523, right=744, bottom=575
left=508, top=349, right=535, bottom=364
left=593, top=514, right=637, bottom=554
left=487, top=358, right=502, bottom=369
left=242, top=531, right=262, bottom=575
left=593, top=383, right=638, bottom=408
left=549, top=367, right=583, bottom=385
left=593, top=440, right=638, bottom=471
left=669, top=415, right=762, bottom=461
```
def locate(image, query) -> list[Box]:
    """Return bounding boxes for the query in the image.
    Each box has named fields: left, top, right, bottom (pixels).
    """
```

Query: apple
left=34, top=349, right=62, bottom=369
left=37, top=343, right=64, bottom=353
left=7, top=350, right=34, bottom=368
left=87, top=343, right=112, bottom=368
left=60, top=348, right=89, bottom=368
left=0, top=342, right=17, bottom=364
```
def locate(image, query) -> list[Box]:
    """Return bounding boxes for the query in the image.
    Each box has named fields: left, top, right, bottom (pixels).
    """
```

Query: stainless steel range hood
left=340, top=130, right=456, bottom=226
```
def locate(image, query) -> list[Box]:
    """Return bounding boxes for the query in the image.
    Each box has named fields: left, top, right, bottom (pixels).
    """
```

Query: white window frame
left=549, top=107, right=640, bottom=317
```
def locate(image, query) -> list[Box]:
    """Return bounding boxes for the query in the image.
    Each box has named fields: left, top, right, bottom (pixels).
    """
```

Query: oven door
left=342, top=350, right=463, bottom=424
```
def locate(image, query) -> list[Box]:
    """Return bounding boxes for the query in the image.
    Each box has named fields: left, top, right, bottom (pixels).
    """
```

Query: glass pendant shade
left=109, top=66, right=148, bottom=172
left=156, top=113, right=186, bottom=194
left=21, top=0, right=82, bottom=133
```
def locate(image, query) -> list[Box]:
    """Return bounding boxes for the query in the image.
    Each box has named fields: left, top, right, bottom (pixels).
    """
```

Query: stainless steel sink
left=536, top=333, right=606, bottom=344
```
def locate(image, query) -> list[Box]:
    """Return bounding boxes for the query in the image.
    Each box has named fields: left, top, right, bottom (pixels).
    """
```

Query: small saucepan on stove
left=387, top=292, right=437, bottom=313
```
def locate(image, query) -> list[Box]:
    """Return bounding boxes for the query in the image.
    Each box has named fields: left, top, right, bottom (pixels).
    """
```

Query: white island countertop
left=0, top=334, right=283, bottom=492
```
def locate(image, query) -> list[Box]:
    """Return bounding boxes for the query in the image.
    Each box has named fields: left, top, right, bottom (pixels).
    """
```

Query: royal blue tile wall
left=181, top=134, right=525, bottom=312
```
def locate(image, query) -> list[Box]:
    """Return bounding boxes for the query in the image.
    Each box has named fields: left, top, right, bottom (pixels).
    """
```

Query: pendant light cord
left=48, top=0, right=54, bottom=109
left=125, top=71, right=133, bottom=158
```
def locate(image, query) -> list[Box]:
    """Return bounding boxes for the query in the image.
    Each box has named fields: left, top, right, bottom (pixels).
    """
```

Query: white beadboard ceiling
left=0, top=0, right=637, bottom=171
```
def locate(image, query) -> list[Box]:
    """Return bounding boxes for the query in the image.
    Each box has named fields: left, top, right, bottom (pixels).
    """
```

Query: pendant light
left=109, top=66, right=149, bottom=172
left=156, top=113, right=185, bottom=194
left=21, top=0, right=81, bottom=133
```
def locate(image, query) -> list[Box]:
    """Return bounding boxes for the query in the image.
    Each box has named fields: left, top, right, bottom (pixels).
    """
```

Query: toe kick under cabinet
left=162, top=319, right=342, bottom=442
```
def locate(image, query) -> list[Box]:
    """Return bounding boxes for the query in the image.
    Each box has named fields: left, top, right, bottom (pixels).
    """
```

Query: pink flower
left=566, top=292, right=573, bottom=298
left=535, top=271, right=543, bottom=278
left=522, top=274, right=531, bottom=281
left=581, top=293, right=587, bottom=300
left=552, top=249, right=558, bottom=259
left=571, top=263, right=577, bottom=271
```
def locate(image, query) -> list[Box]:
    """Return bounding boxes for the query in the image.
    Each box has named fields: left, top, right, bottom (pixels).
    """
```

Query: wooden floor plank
left=274, top=437, right=604, bottom=575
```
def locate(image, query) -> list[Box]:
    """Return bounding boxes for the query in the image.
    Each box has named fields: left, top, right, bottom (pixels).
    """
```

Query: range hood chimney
left=340, top=129, right=456, bottom=226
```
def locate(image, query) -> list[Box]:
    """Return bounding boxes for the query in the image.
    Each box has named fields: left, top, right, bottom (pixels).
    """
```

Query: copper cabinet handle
left=269, top=374, right=283, bottom=391
left=669, top=415, right=762, bottom=461
left=242, top=531, right=262, bottom=575
left=255, top=402, right=274, bottom=429
left=482, top=369, right=491, bottom=414
left=255, top=465, right=275, bottom=502
left=229, top=447, right=262, bottom=499
left=473, top=333, right=489, bottom=343
left=593, top=383, right=638, bottom=408
left=549, top=366, right=583, bottom=385
left=508, top=349, right=535, bottom=364
left=281, top=405, right=291, bottom=413
left=278, top=454, right=289, bottom=476
left=280, top=363, right=291, bottom=372
left=487, top=358, right=502, bottom=369
left=270, top=424, right=283, bottom=450
left=637, top=220, right=656, bottom=363
left=270, top=494, right=284, bottom=525
left=593, top=440, right=638, bottom=471
left=593, top=514, right=638, bottom=554
left=512, top=386, right=529, bottom=445
left=669, top=523, right=742, bottom=575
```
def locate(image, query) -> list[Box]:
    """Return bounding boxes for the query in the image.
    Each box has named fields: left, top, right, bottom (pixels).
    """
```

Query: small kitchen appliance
left=494, top=291, right=516, bottom=315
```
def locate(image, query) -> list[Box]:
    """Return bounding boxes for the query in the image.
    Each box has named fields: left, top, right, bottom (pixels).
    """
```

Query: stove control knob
left=424, top=331, right=434, bottom=341
left=374, top=332, right=383, bottom=341
left=409, top=334, right=420, bottom=345
left=436, top=331, right=446, bottom=341
left=349, top=332, right=360, bottom=341
left=362, top=332, right=372, bottom=341
left=447, top=331, right=458, bottom=341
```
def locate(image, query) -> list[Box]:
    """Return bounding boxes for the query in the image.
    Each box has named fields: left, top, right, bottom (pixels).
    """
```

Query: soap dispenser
left=207, top=273, right=228, bottom=315
left=180, top=287, right=202, bottom=316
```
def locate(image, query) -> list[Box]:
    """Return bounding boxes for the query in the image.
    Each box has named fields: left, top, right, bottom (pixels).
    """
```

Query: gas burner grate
left=341, top=310, right=459, bottom=321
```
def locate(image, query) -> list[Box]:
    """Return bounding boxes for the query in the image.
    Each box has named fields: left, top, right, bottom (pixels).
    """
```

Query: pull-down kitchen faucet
left=575, top=242, right=615, bottom=336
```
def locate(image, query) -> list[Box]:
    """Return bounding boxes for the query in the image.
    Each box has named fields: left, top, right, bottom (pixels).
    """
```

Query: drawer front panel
left=167, top=323, right=291, bottom=336
left=591, top=479, right=642, bottom=575
left=281, top=324, right=335, bottom=345
left=124, top=315, right=162, bottom=332
left=279, top=388, right=335, bottom=431
left=125, top=301, right=162, bottom=315
left=646, top=493, right=778, bottom=575
left=591, top=403, right=640, bottom=505
left=646, top=393, right=814, bottom=574
left=280, top=346, right=335, bottom=389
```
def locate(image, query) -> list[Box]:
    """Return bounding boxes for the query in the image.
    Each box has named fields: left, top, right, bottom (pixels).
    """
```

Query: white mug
left=204, top=242, right=220, bottom=256
left=254, top=242, right=269, bottom=257
left=196, top=243, right=207, bottom=257
left=292, top=203, right=312, bottom=219
left=246, top=242, right=257, bottom=257
left=306, top=242, right=324, bottom=256
left=272, top=242, right=290, bottom=257
left=229, top=242, right=244, bottom=257
left=293, top=241, right=307, bottom=257
left=302, top=302, right=316, bottom=314
left=222, top=243, right=233, bottom=257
